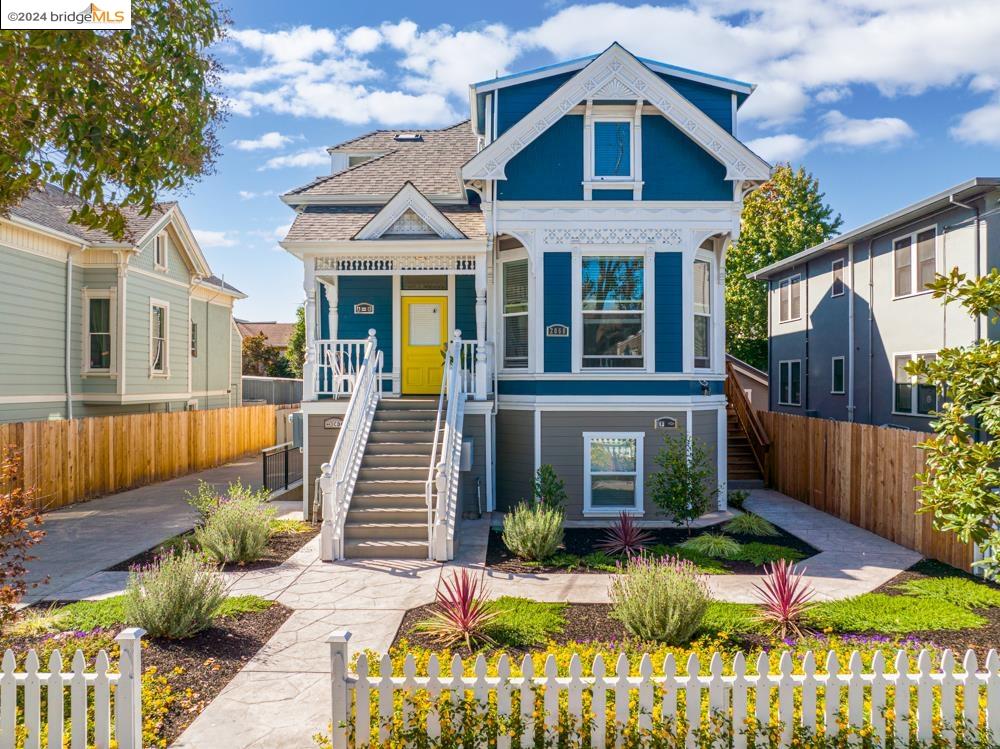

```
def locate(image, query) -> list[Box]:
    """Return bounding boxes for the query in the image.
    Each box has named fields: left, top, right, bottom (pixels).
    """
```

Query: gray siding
left=458, top=413, right=488, bottom=515
left=123, top=269, right=191, bottom=396
left=495, top=408, right=534, bottom=511
left=306, top=413, right=341, bottom=495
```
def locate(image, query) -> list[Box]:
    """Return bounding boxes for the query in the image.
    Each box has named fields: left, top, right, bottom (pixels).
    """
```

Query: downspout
left=65, top=251, right=77, bottom=419
left=803, top=260, right=810, bottom=412
left=847, top=243, right=855, bottom=422
left=867, top=239, right=874, bottom=424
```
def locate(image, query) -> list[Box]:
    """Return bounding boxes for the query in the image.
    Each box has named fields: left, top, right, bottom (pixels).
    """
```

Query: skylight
left=394, top=133, right=423, bottom=142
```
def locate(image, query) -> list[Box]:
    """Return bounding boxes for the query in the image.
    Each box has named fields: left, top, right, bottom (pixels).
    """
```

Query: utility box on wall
left=460, top=438, right=474, bottom=472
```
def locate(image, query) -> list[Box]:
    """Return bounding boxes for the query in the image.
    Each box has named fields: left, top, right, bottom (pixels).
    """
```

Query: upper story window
left=191, top=321, right=199, bottom=358
left=150, top=300, right=169, bottom=375
left=581, top=256, right=644, bottom=369
left=502, top=259, right=529, bottom=369
left=894, top=353, right=937, bottom=415
left=592, top=120, right=632, bottom=180
left=154, top=233, right=168, bottom=271
left=85, top=293, right=113, bottom=372
left=893, top=227, right=936, bottom=298
left=778, top=275, right=801, bottom=323
left=831, top=356, right=845, bottom=394
left=831, top=259, right=845, bottom=297
left=693, top=258, right=712, bottom=369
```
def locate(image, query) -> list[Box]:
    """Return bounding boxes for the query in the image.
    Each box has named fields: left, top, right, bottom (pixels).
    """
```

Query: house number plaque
left=654, top=417, right=678, bottom=429
left=324, top=418, right=343, bottom=429
left=546, top=324, right=569, bottom=337
left=354, top=302, right=374, bottom=315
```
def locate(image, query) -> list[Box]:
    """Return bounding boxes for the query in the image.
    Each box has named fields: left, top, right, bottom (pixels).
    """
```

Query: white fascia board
left=354, top=182, right=465, bottom=240
left=281, top=239, right=486, bottom=254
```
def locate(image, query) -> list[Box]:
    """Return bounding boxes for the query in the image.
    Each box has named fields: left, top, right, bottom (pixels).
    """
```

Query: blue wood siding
left=655, top=252, right=683, bottom=372
left=591, top=189, right=633, bottom=201
left=336, top=276, right=393, bottom=372
left=498, top=379, right=723, bottom=396
left=496, top=72, right=576, bottom=135
left=660, top=75, right=733, bottom=132
left=455, top=275, right=476, bottom=340
left=499, top=116, right=584, bottom=201
left=642, top=115, right=731, bottom=201
left=543, top=252, right=572, bottom=372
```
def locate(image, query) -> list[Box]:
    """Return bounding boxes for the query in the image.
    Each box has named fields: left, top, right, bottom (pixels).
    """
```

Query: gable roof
left=283, top=122, right=478, bottom=203
left=354, top=182, right=465, bottom=240
left=235, top=320, right=294, bottom=347
left=198, top=275, right=246, bottom=299
left=282, top=204, right=486, bottom=243
left=462, top=43, right=771, bottom=183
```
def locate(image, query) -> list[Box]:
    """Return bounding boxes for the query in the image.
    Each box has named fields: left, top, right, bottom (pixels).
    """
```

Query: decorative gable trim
left=354, top=182, right=466, bottom=240
left=138, top=206, right=212, bottom=278
left=462, top=43, right=771, bottom=183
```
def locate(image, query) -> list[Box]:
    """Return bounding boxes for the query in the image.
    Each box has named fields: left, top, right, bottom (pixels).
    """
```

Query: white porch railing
left=314, top=338, right=370, bottom=398
left=426, top=332, right=467, bottom=561
left=458, top=340, right=494, bottom=399
left=319, top=330, right=383, bottom=561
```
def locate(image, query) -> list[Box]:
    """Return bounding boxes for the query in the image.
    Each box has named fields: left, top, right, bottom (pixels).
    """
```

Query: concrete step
left=367, top=430, right=439, bottom=442
left=351, top=492, right=426, bottom=509
left=358, top=466, right=427, bottom=482
left=365, top=441, right=435, bottom=455
left=344, top=539, right=429, bottom=559
left=353, top=479, right=425, bottom=494
left=377, top=399, right=439, bottom=410
left=346, top=506, right=427, bottom=523
left=361, top=453, right=432, bottom=468
left=373, top=410, right=438, bottom=422
left=344, top=522, right=428, bottom=540
left=370, top=420, right=435, bottom=432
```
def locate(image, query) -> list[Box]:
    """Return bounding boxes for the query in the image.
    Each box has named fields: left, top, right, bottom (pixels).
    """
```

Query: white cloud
left=238, top=190, right=275, bottom=200
left=970, top=74, right=1000, bottom=93
left=746, top=134, right=813, bottom=163
left=951, top=98, right=1000, bottom=146
left=193, top=229, right=239, bottom=248
left=816, top=87, right=850, bottom=104
left=345, top=26, right=382, bottom=54
left=259, top=148, right=329, bottom=170
left=273, top=222, right=293, bottom=239
left=230, top=26, right=337, bottom=63
left=819, top=110, right=915, bottom=148
left=231, top=131, right=294, bottom=151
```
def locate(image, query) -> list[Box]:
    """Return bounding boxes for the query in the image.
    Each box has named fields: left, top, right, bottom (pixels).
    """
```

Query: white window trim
left=149, top=298, right=170, bottom=378
left=588, top=116, right=635, bottom=182
left=191, top=320, right=199, bottom=358
left=82, top=288, right=117, bottom=376
left=582, top=102, right=644, bottom=200
left=499, top=249, right=531, bottom=373
left=154, top=232, right=169, bottom=272
left=831, top=259, right=845, bottom=298
left=778, top=274, right=802, bottom=323
left=778, top=359, right=802, bottom=406
left=582, top=431, right=644, bottom=516
left=891, top=351, right=938, bottom=417
left=692, top=250, right=714, bottom=372
left=572, top=248, right=651, bottom=374
left=892, top=224, right=938, bottom=300
left=831, top=356, right=845, bottom=394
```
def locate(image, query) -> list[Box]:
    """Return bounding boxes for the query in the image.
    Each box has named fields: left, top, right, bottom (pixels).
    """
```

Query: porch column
left=475, top=257, right=488, bottom=400
left=321, top=279, right=338, bottom=341
left=303, top=258, right=317, bottom=401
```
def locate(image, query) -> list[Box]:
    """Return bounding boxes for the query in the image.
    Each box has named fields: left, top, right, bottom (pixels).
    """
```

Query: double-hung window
left=150, top=301, right=169, bottom=375
left=583, top=432, right=643, bottom=514
left=778, top=275, right=801, bottom=322
left=592, top=120, right=632, bottom=180
left=502, top=259, right=529, bottom=369
left=86, top=294, right=113, bottom=372
left=191, top=322, right=199, bottom=358
left=581, top=256, right=644, bottom=369
left=893, top=228, right=936, bottom=297
left=693, top=258, right=712, bottom=369
left=779, top=360, right=801, bottom=406
left=154, top=233, right=168, bottom=271
left=894, top=353, right=937, bottom=415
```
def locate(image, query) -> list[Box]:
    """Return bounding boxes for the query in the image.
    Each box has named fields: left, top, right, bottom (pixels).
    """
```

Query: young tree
left=0, top=0, right=227, bottom=240
left=531, top=464, right=568, bottom=509
left=0, top=449, right=45, bottom=630
left=648, top=434, right=717, bottom=534
left=286, top=306, right=306, bottom=378
left=908, top=268, right=1000, bottom=578
left=726, top=165, right=843, bottom=369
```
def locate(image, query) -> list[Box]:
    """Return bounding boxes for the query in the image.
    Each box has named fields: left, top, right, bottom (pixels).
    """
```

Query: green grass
left=724, top=513, right=780, bottom=537
left=893, top=576, right=1000, bottom=610
left=805, top=594, right=986, bottom=633
left=700, top=602, right=764, bottom=635
left=217, top=595, right=275, bottom=617
left=484, top=597, right=567, bottom=647
left=270, top=518, right=314, bottom=534
left=581, top=551, right=619, bottom=572
left=734, top=542, right=806, bottom=566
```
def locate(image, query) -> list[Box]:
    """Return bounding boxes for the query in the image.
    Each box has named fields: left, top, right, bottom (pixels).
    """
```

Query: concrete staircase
left=727, top=406, right=765, bottom=488
left=343, top=398, right=439, bottom=559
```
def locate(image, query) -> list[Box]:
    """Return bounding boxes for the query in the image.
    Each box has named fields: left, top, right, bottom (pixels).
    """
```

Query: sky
left=178, top=0, right=1000, bottom=322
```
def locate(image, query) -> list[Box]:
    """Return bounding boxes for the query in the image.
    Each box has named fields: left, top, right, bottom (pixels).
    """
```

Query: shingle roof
left=7, top=183, right=175, bottom=244
left=200, top=275, right=245, bottom=297
left=284, top=204, right=485, bottom=242
left=285, top=122, right=478, bottom=199
left=235, top=321, right=295, bottom=347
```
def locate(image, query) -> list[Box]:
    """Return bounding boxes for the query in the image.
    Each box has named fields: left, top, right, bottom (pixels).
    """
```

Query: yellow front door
left=401, top=296, right=448, bottom=394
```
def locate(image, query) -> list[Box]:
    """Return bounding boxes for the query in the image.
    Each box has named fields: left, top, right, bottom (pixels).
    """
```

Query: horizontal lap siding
left=454, top=276, right=476, bottom=340
left=495, top=409, right=534, bottom=511
left=124, top=271, right=190, bottom=396
left=641, top=115, right=730, bottom=201
left=495, top=73, right=577, bottom=135
left=335, top=276, right=394, bottom=372
left=655, top=252, right=683, bottom=371
left=307, top=413, right=341, bottom=494
left=660, top=75, right=734, bottom=132
left=543, top=253, right=572, bottom=372
left=459, top=413, right=487, bottom=514
left=499, top=116, right=584, bottom=201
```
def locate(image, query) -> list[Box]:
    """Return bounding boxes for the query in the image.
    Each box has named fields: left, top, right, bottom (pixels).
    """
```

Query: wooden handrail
left=725, top=359, right=771, bottom=483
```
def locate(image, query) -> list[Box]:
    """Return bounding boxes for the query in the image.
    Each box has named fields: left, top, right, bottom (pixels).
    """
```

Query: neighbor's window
left=582, top=256, right=644, bottom=369
left=502, top=259, right=529, bottom=369
left=592, top=120, right=632, bottom=179
left=831, top=356, right=845, bottom=394
left=693, top=258, right=712, bottom=369
left=191, top=322, right=199, bottom=358
left=778, top=275, right=801, bottom=322
left=894, top=353, right=937, bottom=415
left=584, top=433, right=643, bottom=513
left=154, top=233, right=168, bottom=270
left=150, top=302, right=168, bottom=374
left=87, top=297, right=112, bottom=371
left=893, top=228, right=936, bottom=298
left=831, top=259, right=845, bottom=297
left=779, top=360, right=801, bottom=406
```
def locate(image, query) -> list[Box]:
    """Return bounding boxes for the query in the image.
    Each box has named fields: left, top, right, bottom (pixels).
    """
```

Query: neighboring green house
left=0, top=184, right=245, bottom=423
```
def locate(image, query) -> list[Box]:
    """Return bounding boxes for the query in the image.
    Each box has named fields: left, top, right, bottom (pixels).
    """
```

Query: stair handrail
left=724, top=358, right=770, bottom=483
left=319, top=330, right=382, bottom=561
left=427, top=330, right=466, bottom=561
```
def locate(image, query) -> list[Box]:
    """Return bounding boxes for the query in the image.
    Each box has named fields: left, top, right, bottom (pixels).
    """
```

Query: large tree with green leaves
left=0, top=0, right=227, bottom=240
left=908, top=268, right=1000, bottom=578
left=286, top=306, right=306, bottom=379
left=726, top=165, right=843, bottom=369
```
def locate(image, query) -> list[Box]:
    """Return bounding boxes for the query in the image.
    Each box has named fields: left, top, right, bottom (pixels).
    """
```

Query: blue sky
left=179, top=0, right=1000, bottom=321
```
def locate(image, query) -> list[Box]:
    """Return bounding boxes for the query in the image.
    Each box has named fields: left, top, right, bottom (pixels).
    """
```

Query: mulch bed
left=108, top=523, right=319, bottom=572
left=485, top=522, right=817, bottom=575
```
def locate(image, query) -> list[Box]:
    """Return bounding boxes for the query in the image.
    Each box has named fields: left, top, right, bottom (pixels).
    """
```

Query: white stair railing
left=319, top=330, right=382, bottom=561
left=426, top=330, right=467, bottom=561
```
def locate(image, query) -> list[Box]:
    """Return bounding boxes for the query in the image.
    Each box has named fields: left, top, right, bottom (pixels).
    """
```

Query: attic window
left=394, top=133, right=423, bottom=142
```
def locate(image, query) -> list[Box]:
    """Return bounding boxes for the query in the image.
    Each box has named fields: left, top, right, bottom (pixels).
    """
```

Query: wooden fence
left=0, top=404, right=277, bottom=511
left=759, top=411, right=975, bottom=571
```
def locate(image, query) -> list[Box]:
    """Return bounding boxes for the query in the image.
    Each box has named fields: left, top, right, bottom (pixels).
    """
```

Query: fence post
left=284, top=445, right=290, bottom=490
left=328, top=630, right=352, bottom=749
left=114, top=628, right=145, bottom=749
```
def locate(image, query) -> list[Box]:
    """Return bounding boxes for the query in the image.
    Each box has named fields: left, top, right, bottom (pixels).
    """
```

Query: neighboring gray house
left=0, top=184, right=246, bottom=423
left=751, top=177, right=1000, bottom=429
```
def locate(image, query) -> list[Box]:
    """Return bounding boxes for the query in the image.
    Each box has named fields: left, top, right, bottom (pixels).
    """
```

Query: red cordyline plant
left=0, top=447, right=45, bottom=632
left=418, top=569, right=499, bottom=650
left=597, top=511, right=654, bottom=557
left=752, top=559, right=815, bottom=639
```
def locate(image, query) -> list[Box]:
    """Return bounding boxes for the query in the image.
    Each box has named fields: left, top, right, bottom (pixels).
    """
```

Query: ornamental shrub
left=0, top=448, right=44, bottom=631
left=680, top=532, right=743, bottom=560
left=123, top=549, right=226, bottom=639
left=531, top=464, right=568, bottom=509
left=609, top=555, right=710, bottom=644
left=724, top=512, right=779, bottom=537
left=194, top=492, right=276, bottom=564
left=502, top=502, right=564, bottom=561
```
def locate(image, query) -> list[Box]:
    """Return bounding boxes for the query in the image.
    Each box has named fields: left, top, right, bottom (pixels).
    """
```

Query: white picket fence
left=327, top=630, right=1000, bottom=749
left=0, top=628, right=144, bottom=749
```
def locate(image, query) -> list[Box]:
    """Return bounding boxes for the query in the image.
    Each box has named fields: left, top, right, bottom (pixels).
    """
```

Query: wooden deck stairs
left=724, top=360, right=771, bottom=490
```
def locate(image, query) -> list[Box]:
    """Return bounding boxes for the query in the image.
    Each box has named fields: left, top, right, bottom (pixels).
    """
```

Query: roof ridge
left=328, top=120, right=471, bottom=150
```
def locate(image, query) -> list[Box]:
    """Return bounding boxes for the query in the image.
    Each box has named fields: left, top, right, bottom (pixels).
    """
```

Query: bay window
left=693, top=258, right=712, bottom=369
left=583, top=432, right=643, bottom=514
left=502, top=259, right=529, bottom=369
left=581, top=256, right=644, bottom=369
